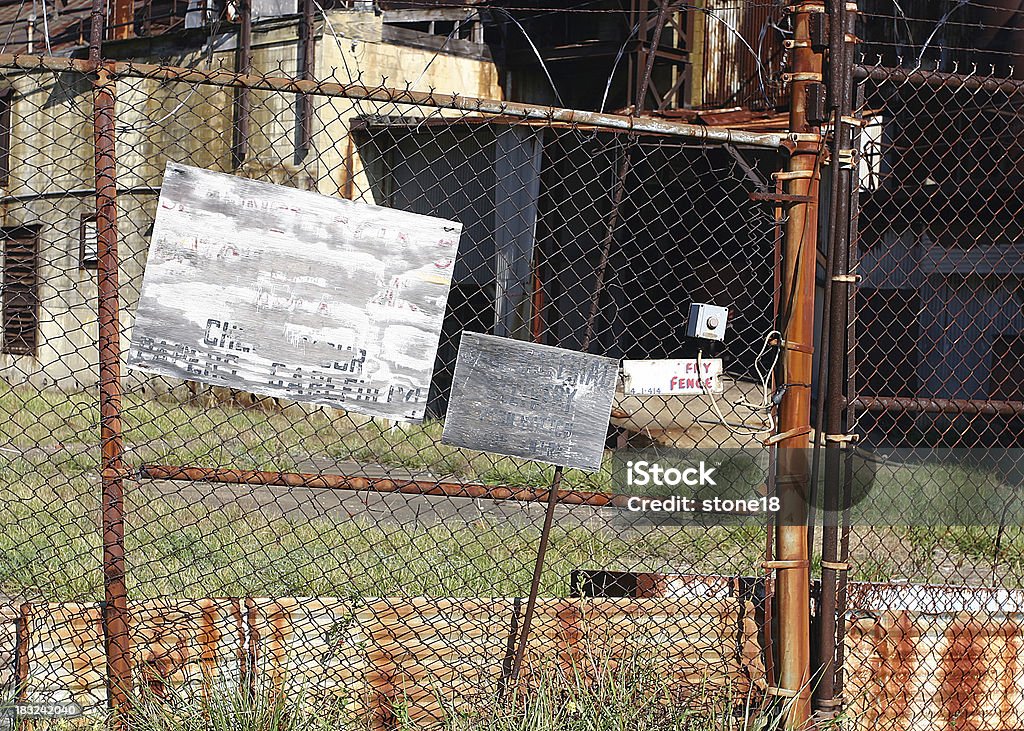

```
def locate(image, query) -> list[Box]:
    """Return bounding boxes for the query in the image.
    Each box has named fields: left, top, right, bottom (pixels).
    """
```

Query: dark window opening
left=2, top=225, right=39, bottom=356
left=0, top=87, right=12, bottom=187
left=80, top=214, right=99, bottom=269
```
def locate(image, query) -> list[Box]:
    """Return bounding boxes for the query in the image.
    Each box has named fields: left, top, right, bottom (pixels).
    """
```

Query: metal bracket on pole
left=821, top=561, right=850, bottom=571
left=788, top=132, right=824, bottom=144
left=773, top=169, right=817, bottom=181
left=763, top=559, right=812, bottom=570
left=765, top=426, right=813, bottom=445
left=767, top=686, right=805, bottom=698
left=784, top=2, right=826, bottom=13
left=783, top=71, right=825, bottom=83
left=770, top=336, right=815, bottom=354
left=824, top=433, right=859, bottom=444
left=836, top=148, right=857, bottom=169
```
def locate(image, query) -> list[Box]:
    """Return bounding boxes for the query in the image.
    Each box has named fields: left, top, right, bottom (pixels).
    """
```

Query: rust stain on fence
left=844, top=583, right=1024, bottom=731
left=9, top=595, right=763, bottom=728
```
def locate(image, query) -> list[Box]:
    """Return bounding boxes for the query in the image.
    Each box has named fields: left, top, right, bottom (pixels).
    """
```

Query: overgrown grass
left=0, top=383, right=773, bottom=601
left=0, top=452, right=768, bottom=600
left=116, top=658, right=841, bottom=731
left=4, top=383, right=1024, bottom=603
left=0, top=384, right=614, bottom=489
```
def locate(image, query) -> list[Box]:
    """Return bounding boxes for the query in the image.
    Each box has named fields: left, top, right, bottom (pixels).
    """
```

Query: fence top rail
left=0, top=52, right=788, bottom=150
left=853, top=63, right=1024, bottom=96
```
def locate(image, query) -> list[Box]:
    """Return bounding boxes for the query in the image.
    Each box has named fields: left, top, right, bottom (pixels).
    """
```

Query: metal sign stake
left=508, top=464, right=564, bottom=686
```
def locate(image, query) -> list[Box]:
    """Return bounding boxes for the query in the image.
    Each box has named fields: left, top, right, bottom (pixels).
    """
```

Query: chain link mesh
left=836, top=3, right=1024, bottom=729
left=7, top=2, right=1024, bottom=728
left=0, top=51, right=783, bottom=727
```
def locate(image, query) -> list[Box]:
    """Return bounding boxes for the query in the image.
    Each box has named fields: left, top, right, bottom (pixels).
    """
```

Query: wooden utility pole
left=774, top=0, right=825, bottom=727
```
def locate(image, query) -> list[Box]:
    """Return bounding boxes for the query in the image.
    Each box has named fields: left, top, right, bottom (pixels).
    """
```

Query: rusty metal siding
left=846, top=610, right=1024, bottom=731
left=18, top=600, right=243, bottom=712
left=11, top=595, right=763, bottom=726
left=699, top=0, right=781, bottom=110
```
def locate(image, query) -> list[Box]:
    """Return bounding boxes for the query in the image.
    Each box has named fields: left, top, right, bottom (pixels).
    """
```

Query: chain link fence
left=0, top=50, right=787, bottom=728
left=827, top=3, right=1024, bottom=729
left=6, top=2, right=1024, bottom=729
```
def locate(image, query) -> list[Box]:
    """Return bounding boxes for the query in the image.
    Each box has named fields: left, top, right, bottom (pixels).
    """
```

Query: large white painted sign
left=127, top=163, right=462, bottom=422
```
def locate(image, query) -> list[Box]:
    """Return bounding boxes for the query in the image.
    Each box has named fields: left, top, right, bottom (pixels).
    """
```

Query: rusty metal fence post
left=774, top=0, right=825, bottom=726
left=89, top=0, right=132, bottom=719
left=94, top=63, right=133, bottom=727
left=94, top=65, right=132, bottom=720
left=813, top=0, right=856, bottom=719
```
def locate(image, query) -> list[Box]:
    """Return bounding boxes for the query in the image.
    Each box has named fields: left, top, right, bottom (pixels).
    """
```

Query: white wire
left=313, top=0, right=358, bottom=84
left=39, top=0, right=51, bottom=56
left=698, top=329, right=780, bottom=438
left=916, top=0, right=970, bottom=68
left=599, top=20, right=641, bottom=113
left=492, top=7, right=565, bottom=107
left=408, top=11, right=475, bottom=91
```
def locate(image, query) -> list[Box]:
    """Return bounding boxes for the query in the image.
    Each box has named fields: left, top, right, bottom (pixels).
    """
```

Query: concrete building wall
left=0, top=11, right=502, bottom=392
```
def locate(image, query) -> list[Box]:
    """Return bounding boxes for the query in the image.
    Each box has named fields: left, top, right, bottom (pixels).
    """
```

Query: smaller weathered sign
left=621, top=359, right=724, bottom=396
left=441, top=333, right=619, bottom=472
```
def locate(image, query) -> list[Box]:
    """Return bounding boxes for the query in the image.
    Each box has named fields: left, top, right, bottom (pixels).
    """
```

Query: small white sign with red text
left=621, top=359, right=724, bottom=396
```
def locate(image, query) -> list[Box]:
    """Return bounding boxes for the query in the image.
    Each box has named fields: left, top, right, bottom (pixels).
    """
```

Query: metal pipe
left=630, top=0, right=648, bottom=109
left=832, top=74, right=864, bottom=701
left=775, top=1, right=823, bottom=726
left=848, top=395, right=1024, bottom=417
left=232, top=0, right=252, bottom=169
left=815, top=0, right=854, bottom=715
left=298, top=0, right=315, bottom=160
left=88, top=0, right=103, bottom=63
left=634, top=0, right=667, bottom=113
left=138, top=464, right=628, bottom=508
left=16, top=603, right=30, bottom=701
left=835, top=229, right=858, bottom=707
left=762, top=173, right=785, bottom=693
left=94, top=64, right=132, bottom=721
left=0, top=53, right=789, bottom=147
left=104, top=62, right=788, bottom=148
left=853, top=64, right=1024, bottom=96
left=0, top=185, right=160, bottom=202
left=508, top=466, right=564, bottom=684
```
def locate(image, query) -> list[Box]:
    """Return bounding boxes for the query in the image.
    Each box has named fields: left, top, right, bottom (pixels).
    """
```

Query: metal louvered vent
left=1, top=226, right=38, bottom=356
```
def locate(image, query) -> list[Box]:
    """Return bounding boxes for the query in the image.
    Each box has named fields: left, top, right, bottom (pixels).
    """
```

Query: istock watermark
left=613, top=446, right=1024, bottom=527
left=612, top=449, right=778, bottom=524
left=623, top=459, right=781, bottom=514
left=624, top=494, right=780, bottom=514
left=625, top=459, right=718, bottom=487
